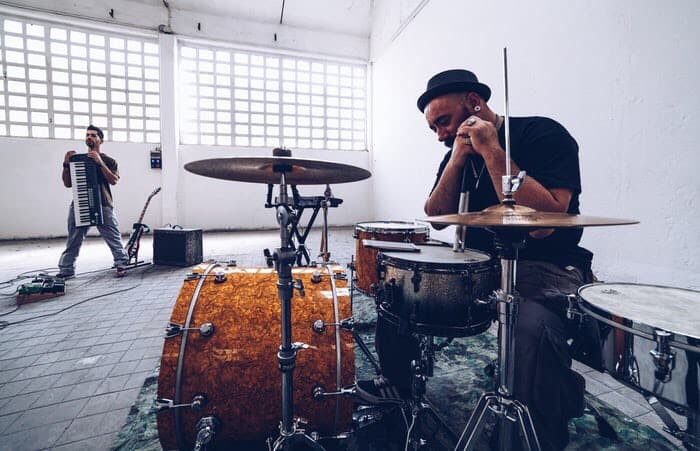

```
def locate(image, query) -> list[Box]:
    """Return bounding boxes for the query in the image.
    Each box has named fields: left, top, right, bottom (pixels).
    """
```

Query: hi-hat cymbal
left=424, top=204, right=638, bottom=229
left=184, top=156, right=372, bottom=185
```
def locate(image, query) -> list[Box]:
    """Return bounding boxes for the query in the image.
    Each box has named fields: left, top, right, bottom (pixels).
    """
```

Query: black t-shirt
left=432, top=116, right=593, bottom=270
left=98, top=153, right=118, bottom=207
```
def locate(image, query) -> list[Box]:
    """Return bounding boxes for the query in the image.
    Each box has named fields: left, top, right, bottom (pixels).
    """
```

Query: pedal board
left=16, top=276, right=66, bottom=305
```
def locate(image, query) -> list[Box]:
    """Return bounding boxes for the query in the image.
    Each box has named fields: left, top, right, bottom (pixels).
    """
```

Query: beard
left=444, top=136, right=455, bottom=149
left=86, top=139, right=94, bottom=148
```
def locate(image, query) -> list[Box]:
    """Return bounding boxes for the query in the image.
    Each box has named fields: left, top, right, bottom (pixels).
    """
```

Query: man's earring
left=474, top=105, right=481, bottom=112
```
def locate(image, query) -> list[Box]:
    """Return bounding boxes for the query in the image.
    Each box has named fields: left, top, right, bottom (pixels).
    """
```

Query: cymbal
left=184, top=156, right=372, bottom=185
left=424, top=204, right=639, bottom=229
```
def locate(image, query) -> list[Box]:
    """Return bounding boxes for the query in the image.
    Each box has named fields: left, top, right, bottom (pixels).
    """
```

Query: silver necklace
left=470, top=159, right=486, bottom=190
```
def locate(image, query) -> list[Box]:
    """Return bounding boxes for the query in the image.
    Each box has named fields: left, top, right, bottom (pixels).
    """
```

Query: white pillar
left=158, top=33, right=179, bottom=225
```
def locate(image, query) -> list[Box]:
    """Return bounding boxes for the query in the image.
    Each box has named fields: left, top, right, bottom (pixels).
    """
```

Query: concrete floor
left=0, top=228, right=687, bottom=449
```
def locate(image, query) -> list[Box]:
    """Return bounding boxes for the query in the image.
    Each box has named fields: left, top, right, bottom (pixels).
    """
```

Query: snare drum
left=376, top=245, right=497, bottom=337
left=577, top=283, right=700, bottom=414
left=353, top=221, right=429, bottom=295
left=157, top=263, right=354, bottom=449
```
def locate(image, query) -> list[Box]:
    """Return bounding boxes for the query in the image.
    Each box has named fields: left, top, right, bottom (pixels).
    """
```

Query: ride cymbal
left=184, top=156, right=372, bottom=185
left=424, top=204, right=638, bottom=229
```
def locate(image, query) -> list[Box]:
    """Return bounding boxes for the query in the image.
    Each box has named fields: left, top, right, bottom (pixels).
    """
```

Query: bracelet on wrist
left=62, top=162, right=70, bottom=169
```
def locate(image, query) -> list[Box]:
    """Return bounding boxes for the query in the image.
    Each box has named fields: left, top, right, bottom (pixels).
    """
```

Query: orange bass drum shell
left=353, top=221, right=429, bottom=295
left=157, top=264, right=354, bottom=449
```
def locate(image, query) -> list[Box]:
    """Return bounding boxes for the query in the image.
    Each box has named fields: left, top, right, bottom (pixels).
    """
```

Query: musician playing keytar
left=57, top=125, right=129, bottom=279
left=355, top=69, right=596, bottom=450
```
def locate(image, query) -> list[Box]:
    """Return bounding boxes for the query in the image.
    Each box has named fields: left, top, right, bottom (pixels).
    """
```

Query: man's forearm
left=62, top=167, right=71, bottom=187
left=424, top=162, right=463, bottom=216
left=98, top=165, right=119, bottom=185
left=482, top=147, right=569, bottom=213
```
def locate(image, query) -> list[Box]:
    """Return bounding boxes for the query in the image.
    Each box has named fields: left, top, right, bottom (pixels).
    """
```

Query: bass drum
left=353, top=221, right=429, bottom=295
left=578, top=282, right=700, bottom=414
left=157, top=263, right=354, bottom=449
left=377, top=245, right=497, bottom=337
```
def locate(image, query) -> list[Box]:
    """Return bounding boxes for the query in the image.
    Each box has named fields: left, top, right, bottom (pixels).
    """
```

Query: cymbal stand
left=454, top=47, right=540, bottom=451
left=319, top=184, right=332, bottom=263
left=268, top=171, right=326, bottom=451
left=454, top=226, right=540, bottom=451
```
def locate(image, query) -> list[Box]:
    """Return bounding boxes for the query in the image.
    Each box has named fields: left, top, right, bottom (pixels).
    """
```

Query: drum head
left=578, top=283, right=700, bottom=340
left=381, top=245, right=491, bottom=269
left=355, top=221, right=429, bottom=234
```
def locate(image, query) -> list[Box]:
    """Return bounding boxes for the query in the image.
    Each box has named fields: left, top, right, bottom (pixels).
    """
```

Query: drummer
left=355, top=69, right=595, bottom=450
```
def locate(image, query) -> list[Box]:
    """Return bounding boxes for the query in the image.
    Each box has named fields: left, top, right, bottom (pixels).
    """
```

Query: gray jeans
left=58, top=203, right=129, bottom=275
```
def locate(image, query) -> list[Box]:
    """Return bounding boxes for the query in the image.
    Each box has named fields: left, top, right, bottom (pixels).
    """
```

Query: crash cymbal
left=424, top=204, right=639, bottom=229
left=184, top=156, right=372, bottom=185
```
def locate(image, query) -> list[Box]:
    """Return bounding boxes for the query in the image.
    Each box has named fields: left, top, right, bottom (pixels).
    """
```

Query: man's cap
left=417, top=69, right=491, bottom=112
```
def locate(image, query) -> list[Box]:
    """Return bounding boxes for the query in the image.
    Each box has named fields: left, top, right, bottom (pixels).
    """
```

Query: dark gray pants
left=375, top=260, right=587, bottom=450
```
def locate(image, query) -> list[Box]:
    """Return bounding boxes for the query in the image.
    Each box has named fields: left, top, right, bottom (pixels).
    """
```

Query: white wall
left=0, top=135, right=371, bottom=239
left=0, top=137, right=162, bottom=238
left=0, top=2, right=373, bottom=239
left=370, top=0, right=700, bottom=289
left=1, top=0, right=369, bottom=60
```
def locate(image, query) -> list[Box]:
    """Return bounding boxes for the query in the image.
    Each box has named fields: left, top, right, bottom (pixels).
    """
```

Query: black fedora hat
left=417, top=69, right=491, bottom=112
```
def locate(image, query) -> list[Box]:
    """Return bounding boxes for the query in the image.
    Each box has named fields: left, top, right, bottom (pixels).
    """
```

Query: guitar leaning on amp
left=124, top=187, right=161, bottom=268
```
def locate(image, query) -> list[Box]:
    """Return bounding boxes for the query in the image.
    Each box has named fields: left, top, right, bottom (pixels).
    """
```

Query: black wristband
left=62, top=162, right=70, bottom=168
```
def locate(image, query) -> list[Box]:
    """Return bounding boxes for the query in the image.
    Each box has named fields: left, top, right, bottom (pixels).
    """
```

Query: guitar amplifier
left=153, top=227, right=203, bottom=266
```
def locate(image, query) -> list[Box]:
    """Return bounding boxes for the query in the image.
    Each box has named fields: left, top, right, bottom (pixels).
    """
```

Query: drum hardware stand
left=455, top=48, right=540, bottom=451
left=319, top=184, right=332, bottom=263
left=268, top=170, right=326, bottom=451
left=402, top=335, right=460, bottom=450
left=644, top=330, right=700, bottom=449
left=454, top=225, right=540, bottom=451
left=341, top=255, right=383, bottom=375
left=193, top=416, right=220, bottom=451
left=265, top=182, right=343, bottom=267
left=311, top=315, right=382, bottom=376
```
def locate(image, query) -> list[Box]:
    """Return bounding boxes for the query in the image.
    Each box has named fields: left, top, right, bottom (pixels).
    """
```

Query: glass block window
left=0, top=15, right=160, bottom=143
left=179, top=43, right=367, bottom=150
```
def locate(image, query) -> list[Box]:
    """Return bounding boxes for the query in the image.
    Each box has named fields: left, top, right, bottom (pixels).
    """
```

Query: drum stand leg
left=268, top=175, right=326, bottom=451
left=454, top=230, right=541, bottom=451
left=403, top=336, right=460, bottom=449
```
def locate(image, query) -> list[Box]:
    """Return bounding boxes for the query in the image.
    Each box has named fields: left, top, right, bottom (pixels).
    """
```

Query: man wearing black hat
left=57, top=125, right=129, bottom=278
left=357, top=70, right=593, bottom=450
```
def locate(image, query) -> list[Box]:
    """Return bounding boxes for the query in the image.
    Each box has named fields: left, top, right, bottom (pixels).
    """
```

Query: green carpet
left=113, top=292, right=680, bottom=450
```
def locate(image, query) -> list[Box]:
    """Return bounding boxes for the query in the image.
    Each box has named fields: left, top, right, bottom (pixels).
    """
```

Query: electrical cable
left=404, top=409, right=418, bottom=451
left=0, top=265, right=153, bottom=331
left=0, top=305, right=19, bottom=316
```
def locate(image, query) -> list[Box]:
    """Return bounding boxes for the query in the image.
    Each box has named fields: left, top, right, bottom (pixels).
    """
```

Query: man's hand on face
left=457, top=116, right=499, bottom=157
left=64, top=150, right=77, bottom=163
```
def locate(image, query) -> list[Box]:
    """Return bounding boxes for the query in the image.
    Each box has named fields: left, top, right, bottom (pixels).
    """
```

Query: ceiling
left=157, top=0, right=374, bottom=37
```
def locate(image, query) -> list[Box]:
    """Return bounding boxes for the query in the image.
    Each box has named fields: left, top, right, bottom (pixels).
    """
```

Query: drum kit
left=151, top=144, right=700, bottom=451
left=153, top=53, right=699, bottom=451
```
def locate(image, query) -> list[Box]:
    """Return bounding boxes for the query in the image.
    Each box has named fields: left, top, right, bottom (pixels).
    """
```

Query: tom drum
left=353, top=221, right=429, bottom=295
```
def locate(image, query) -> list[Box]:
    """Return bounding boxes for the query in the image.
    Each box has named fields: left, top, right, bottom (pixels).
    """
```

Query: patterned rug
left=113, top=292, right=680, bottom=450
